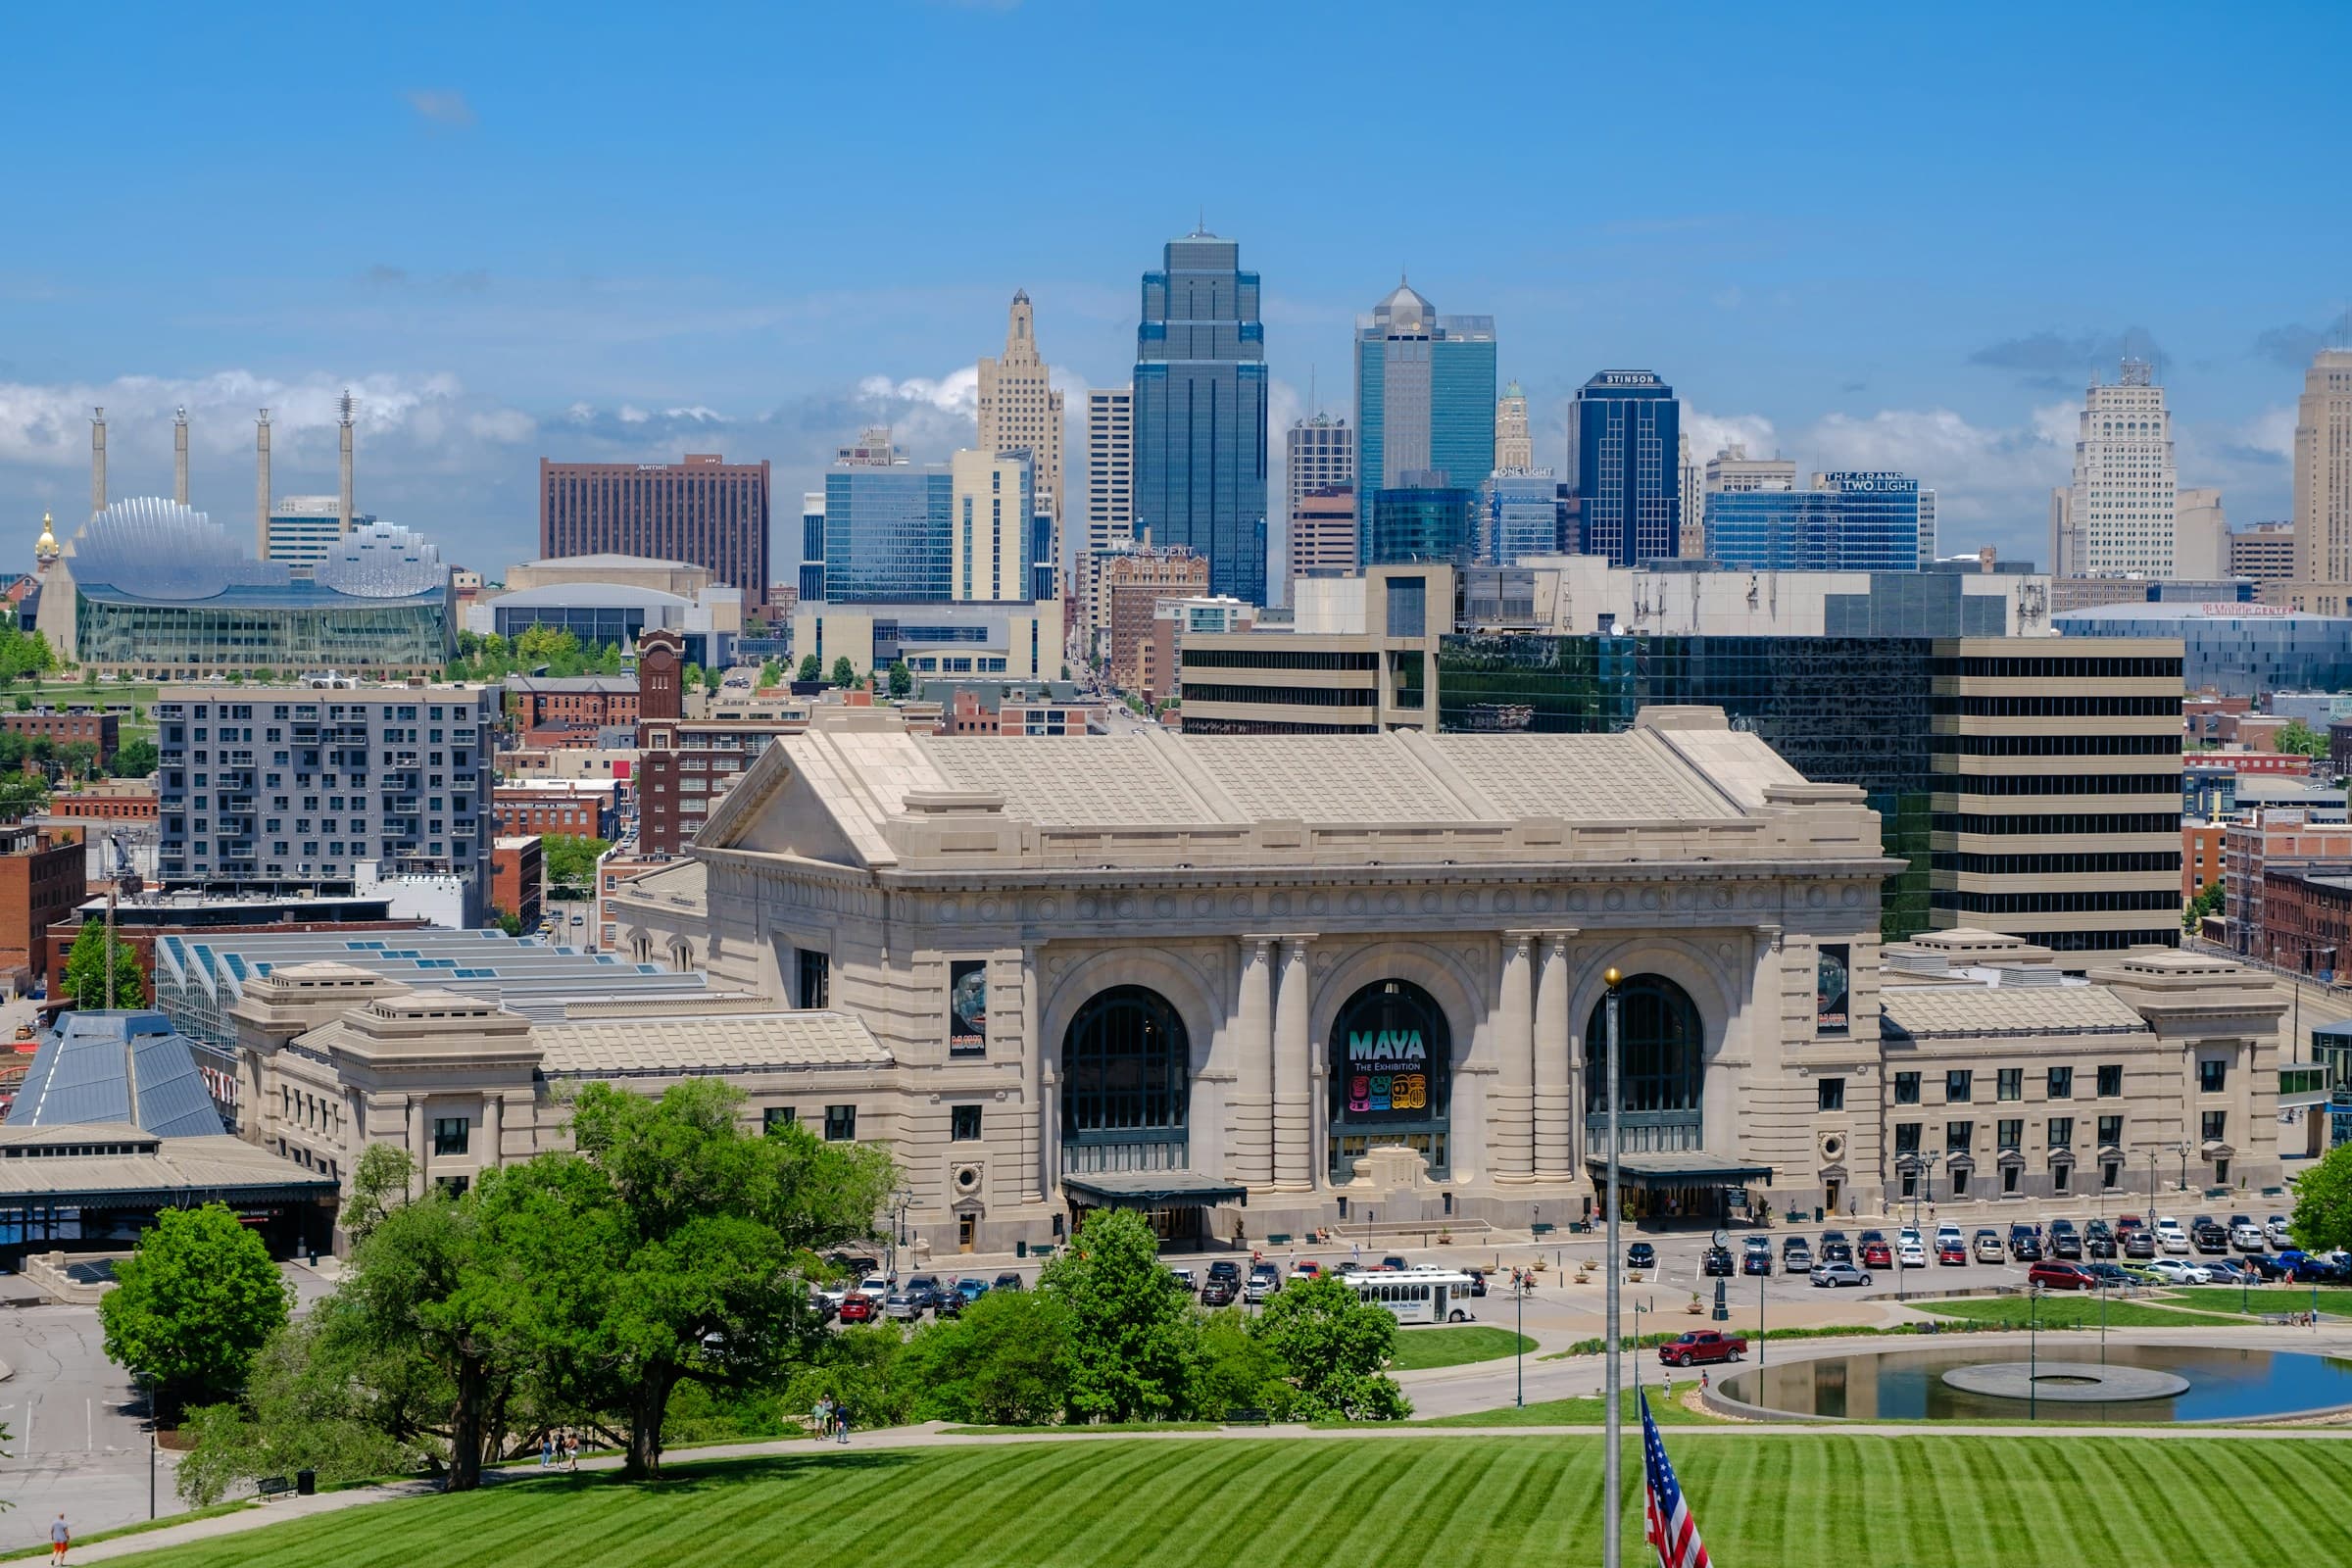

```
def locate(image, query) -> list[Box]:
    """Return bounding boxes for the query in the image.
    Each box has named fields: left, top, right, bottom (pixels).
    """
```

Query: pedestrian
left=836, top=1399, right=852, bottom=1445
left=564, top=1431, right=579, bottom=1472
left=540, top=1433, right=554, bottom=1469
left=49, top=1514, right=69, bottom=1566
left=1700, top=1370, right=1710, bottom=1394
left=1351, top=1240, right=1362, bottom=1264
left=813, top=1395, right=831, bottom=1440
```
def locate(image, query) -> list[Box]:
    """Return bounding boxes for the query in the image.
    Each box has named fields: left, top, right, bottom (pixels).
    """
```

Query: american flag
left=1641, top=1388, right=1711, bottom=1568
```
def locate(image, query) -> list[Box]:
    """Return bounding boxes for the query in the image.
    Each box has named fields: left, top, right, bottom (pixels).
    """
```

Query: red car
left=1936, top=1241, right=1968, bottom=1265
left=2027, top=1261, right=2096, bottom=1292
left=1860, top=1241, right=1893, bottom=1269
left=838, top=1294, right=878, bottom=1323
left=1294, top=1260, right=1323, bottom=1280
left=1657, top=1330, right=1747, bottom=1367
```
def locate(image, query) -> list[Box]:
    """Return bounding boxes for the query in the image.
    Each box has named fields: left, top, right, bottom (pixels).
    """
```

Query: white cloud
left=406, top=89, right=475, bottom=129
left=467, top=409, right=535, bottom=443
left=2238, top=404, right=2296, bottom=460
left=858, top=367, right=978, bottom=417
left=0, top=368, right=482, bottom=467
left=1683, top=407, right=1779, bottom=462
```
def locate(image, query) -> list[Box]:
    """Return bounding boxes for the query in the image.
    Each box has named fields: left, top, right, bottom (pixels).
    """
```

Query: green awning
left=1063, top=1172, right=1249, bottom=1208
left=1584, top=1152, right=1775, bottom=1186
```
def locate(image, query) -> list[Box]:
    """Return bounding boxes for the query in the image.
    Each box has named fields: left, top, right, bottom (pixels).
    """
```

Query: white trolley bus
left=1349, top=1268, right=1479, bottom=1325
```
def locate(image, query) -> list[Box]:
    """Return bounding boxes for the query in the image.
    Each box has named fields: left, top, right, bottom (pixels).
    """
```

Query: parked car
left=1207, top=1260, right=1243, bottom=1285
left=1702, top=1246, right=1735, bottom=1277
left=2085, top=1223, right=2118, bottom=1259
left=1821, top=1229, right=1850, bottom=1250
left=993, top=1272, right=1025, bottom=1293
left=1627, top=1242, right=1658, bottom=1270
left=1464, top=1268, right=1488, bottom=1298
left=2155, top=1217, right=2189, bottom=1254
left=2123, top=1230, right=2157, bottom=1259
left=1658, top=1330, right=1747, bottom=1366
left=1782, top=1238, right=1813, bottom=1268
left=1245, top=1265, right=1282, bottom=1303
left=2231, top=1221, right=2267, bottom=1252
left=883, top=1290, right=926, bottom=1321
left=1861, top=1241, right=1893, bottom=1269
left=1936, top=1240, right=1968, bottom=1266
left=2267, top=1216, right=2293, bottom=1248
left=1294, top=1260, right=1324, bottom=1280
left=1169, top=1267, right=1200, bottom=1294
left=1821, top=1242, right=1854, bottom=1265
left=2239, top=1253, right=2289, bottom=1282
left=2009, top=1233, right=2043, bottom=1263
left=932, top=1290, right=964, bottom=1319
left=2028, top=1260, right=2097, bottom=1292
left=808, top=1291, right=839, bottom=1324
left=1974, top=1230, right=2004, bottom=1263
left=1936, top=1223, right=1965, bottom=1250
left=2144, top=1257, right=2212, bottom=1285
left=906, top=1275, right=946, bottom=1308
left=1200, top=1278, right=1238, bottom=1307
left=1858, top=1229, right=1886, bottom=1251
left=956, top=1277, right=991, bottom=1304
left=1898, top=1241, right=1928, bottom=1269
left=838, top=1294, right=878, bottom=1324
left=2200, top=1257, right=2250, bottom=1284
left=2083, top=1262, right=2136, bottom=1289
left=1810, top=1261, right=1874, bottom=1289
left=1742, top=1244, right=1775, bottom=1276
left=2190, top=1221, right=2230, bottom=1255
left=1377, top=1255, right=1408, bottom=1274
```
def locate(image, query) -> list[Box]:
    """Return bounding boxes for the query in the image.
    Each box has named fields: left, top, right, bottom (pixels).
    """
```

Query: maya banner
left=949, top=958, right=987, bottom=1052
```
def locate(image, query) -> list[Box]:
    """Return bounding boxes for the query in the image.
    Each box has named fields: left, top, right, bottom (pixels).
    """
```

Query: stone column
left=1027, top=950, right=1052, bottom=1201
left=1492, top=933, right=1536, bottom=1180
left=481, top=1094, right=504, bottom=1171
left=1230, top=937, right=1276, bottom=1186
left=1534, top=932, right=1575, bottom=1180
left=1272, top=935, right=1313, bottom=1190
left=407, top=1097, right=428, bottom=1197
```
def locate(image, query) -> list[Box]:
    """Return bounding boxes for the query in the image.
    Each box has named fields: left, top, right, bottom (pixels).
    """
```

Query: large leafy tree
left=902, top=1288, right=1073, bottom=1425
left=541, top=834, right=610, bottom=895
left=2289, top=1139, right=2352, bottom=1253
left=172, top=1315, right=420, bottom=1506
left=341, top=1144, right=415, bottom=1247
left=2276, top=718, right=2330, bottom=759
left=1250, top=1274, right=1408, bottom=1420
left=100, top=1203, right=291, bottom=1415
left=498, top=1080, right=895, bottom=1476
left=63, top=918, right=145, bottom=1007
left=1039, top=1207, right=1199, bottom=1423
left=108, top=736, right=160, bottom=777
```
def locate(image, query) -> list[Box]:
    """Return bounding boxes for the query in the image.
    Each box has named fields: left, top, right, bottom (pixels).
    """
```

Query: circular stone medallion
left=1938, top=1361, right=2191, bottom=1403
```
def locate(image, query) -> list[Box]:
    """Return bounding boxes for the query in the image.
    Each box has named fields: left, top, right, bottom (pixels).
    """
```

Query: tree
left=1250, top=1274, right=1407, bottom=1420
left=1194, top=1307, right=1281, bottom=1417
left=795, top=654, right=820, bottom=683
left=56, top=740, right=99, bottom=783
left=2277, top=718, right=2330, bottom=759
left=542, top=834, right=610, bottom=895
left=0, top=770, right=46, bottom=821
left=829, top=656, right=857, bottom=687
left=759, top=658, right=783, bottom=689
left=63, top=918, right=145, bottom=1007
left=11, top=693, right=27, bottom=711
left=886, top=661, right=912, bottom=699
left=2289, top=1139, right=2352, bottom=1253
left=109, top=737, right=160, bottom=777
left=1038, top=1208, right=1199, bottom=1423
left=172, top=1316, right=420, bottom=1506
left=100, top=1203, right=291, bottom=1415
left=681, top=662, right=706, bottom=695
left=489, top=906, right=525, bottom=937
left=499, top=1080, right=896, bottom=1477
left=342, top=1144, right=415, bottom=1248
left=2183, top=880, right=2225, bottom=931
left=901, top=1288, right=1073, bottom=1424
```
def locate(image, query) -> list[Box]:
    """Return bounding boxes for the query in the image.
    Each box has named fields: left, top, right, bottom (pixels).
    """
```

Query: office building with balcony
left=154, top=684, right=498, bottom=926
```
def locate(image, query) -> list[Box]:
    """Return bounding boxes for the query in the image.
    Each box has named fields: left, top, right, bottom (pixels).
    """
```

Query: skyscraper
left=1364, top=473, right=1476, bottom=567
left=821, top=446, right=954, bottom=605
left=1482, top=467, right=1558, bottom=564
left=1353, top=280, right=1495, bottom=492
left=2293, top=350, right=2352, bottom=609
left=1134, top=229, right=1269, bottom=605
left=1704, top=471, right=1924, bottom=572
left=1080, top=388, right=1135, bottom=643
left=1676, top=431, right=1702, bottom=559
left=2055, top=358, right=2178, bottom=578
left=540, top=454, right=772, bottom=604
left=976, top=291, right=1065, bottom=587
left=950, top=449, right=1035, bottom=603
left=1566, top=370, right=1682, bottom=564
left=1284, top=414, right=1353, bottom=604
left=1494, top=381, right=1533, bottom=470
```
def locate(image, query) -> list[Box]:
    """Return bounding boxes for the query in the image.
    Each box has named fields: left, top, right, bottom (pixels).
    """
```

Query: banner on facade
left=949, top=958, right=988, bottom=1052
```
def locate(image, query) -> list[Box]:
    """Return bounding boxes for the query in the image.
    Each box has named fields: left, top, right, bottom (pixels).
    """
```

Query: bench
left=2262, top=1313, right=2297, bottom=1326
left=1567, top=1220, right=1593, bottom=1234
left=257, top=1475, right=295, bottom=1502
left=1223, top=1406, right=1271, bottom=1427
left=1266, top=1234, right=1292, bottom=1247
left=1531, top=1222, right=1555, bottom=1236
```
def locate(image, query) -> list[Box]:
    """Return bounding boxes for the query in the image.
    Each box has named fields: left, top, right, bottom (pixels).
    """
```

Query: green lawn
left=2161, top=1285, right=2340, bottom=1316
left=109, top=1435, right=2352, bottom=1567
left=937, top=1422, right=1220, bottom=1436
left=1409, top=1386, right=1724, bottom=1427
left=1388, top=1325, right=1537, bottom=1371
left=1916, top=1295, right=2243, bottom=1329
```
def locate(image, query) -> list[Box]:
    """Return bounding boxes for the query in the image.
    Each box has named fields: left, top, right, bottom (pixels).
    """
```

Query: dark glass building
left=820, top=466, right=954, bottom=604
left=1706, top=472, right=1923, bottom=572
left=1566, top=370, right=1681, bottom=564
left=1134, top=230, right=1269, bottom=605
left=1364, top=475, right=1478, bottom=567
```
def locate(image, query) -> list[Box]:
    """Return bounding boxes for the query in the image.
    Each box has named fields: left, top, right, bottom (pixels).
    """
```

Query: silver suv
left=1244, top=1264, right=1282, bottom=1302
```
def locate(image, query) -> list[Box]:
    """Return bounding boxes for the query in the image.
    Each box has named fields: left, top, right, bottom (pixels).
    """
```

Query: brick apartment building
left=491, top=835, right=545, bottom=931
left=47, top=777, right=157, bottom=821
left=3, top=709, right=119, bottom=762
left=0, top=823, right=86, bottom=992
left=1102, top=547, right=1208, bottom=691
left=2183, top=819, right=2226, bottom=900
left=633, top=629, right=799, bottom=855
left=492, top=780, right=621, bottom=841
left=2225, top=808, right=2352, bottom=957
left=505, top=676, right=639, bottom=749
left=2257, top=861, right=2352, bottom=978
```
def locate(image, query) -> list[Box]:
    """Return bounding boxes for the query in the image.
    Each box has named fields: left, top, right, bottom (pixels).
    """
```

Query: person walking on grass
left=50, top=1514, right=70, bottom=1565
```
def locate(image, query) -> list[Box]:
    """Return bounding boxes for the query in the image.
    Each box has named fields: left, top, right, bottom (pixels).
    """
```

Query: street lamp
left=2028, top=1284, right=2043, bottom=1421
left=1601, top=965, right=1626, bottom=1568
left=1900, top=1152, right=1941, bottom=1303
left=886, top=1188, right=913, bottom=1282
left=1515, top=1273, right=1529, bottom=1408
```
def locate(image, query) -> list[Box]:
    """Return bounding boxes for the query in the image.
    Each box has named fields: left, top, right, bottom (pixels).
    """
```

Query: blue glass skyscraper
left=1567, top=370, right=1682, bottom=564
left=1483, top=467, right=1560, bottom=564
left=1354, top=280, right=1496, bottom=497
left=822, top=465, right=955, bottom=603
left=1134, top=229, right=1269, bottom=605
left=1705, top=471, right=1923, bottom=571
left=1364, top=472, right=1478, bottom=566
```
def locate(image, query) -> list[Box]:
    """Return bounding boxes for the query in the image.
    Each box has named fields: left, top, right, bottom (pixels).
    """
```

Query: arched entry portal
left=1327, top=979, right=1452, bottom=1181
left=1585, top=974, right=1722, bottom=1221
left=1059, top=985, right=1191, bottom=1175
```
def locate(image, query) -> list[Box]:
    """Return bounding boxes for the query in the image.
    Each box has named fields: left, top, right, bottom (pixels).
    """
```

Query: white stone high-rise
left=1079, top=387, right=1135, bottom=640
left=977, top=291, right=1065, bottom=587
left=1677, top=431, right=1703, bottom=558
left=1494, top=380, right=1533, bottom=470
left=2059, top=359, right=2178, bottom=577
left=1285, top=413, right=1353, bottom=527
left=2293, top=350, right=2352, bottom=605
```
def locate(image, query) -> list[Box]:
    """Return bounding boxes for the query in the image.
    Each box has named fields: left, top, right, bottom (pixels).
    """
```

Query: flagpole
left=1602, top=966, right=1624, bottom=1568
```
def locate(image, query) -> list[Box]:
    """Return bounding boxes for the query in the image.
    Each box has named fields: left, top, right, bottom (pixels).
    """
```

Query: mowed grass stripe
left=115, top=1436, right=2352, bottom=1568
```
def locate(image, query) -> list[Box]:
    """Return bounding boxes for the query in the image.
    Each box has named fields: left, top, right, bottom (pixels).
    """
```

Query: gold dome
left=34, top=511, right=57, bottom=561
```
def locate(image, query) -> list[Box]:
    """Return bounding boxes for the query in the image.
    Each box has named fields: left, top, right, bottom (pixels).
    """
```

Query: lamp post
left=1515, top=1272, right=1527, bottom=1408
left=1601, top=966, right=1626, bottom=1568
left=2028, top=1284, right=2042, bottom=1421
left=887, top=1188, right=913, bottom=1283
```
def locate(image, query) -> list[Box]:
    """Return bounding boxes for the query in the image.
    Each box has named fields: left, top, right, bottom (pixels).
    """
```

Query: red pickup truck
left=1657, top=1330, right=1747, bottom=1366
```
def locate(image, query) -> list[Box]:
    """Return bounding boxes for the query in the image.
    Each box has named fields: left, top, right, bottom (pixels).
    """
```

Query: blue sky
left=3, top=1, right=2345, bottom=579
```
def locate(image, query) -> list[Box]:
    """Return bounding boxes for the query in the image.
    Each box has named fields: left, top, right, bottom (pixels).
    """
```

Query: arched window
left=1061, top=986, right=1190, bottom=1173
left=1327, top=978, right=1453, bottom=1179
left=1585, top=975, right=1705, bottom=1153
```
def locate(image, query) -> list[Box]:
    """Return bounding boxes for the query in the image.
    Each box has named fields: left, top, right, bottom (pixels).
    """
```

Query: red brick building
left=633, top=629, right=797, bottom=854
left=492, top=780, right=621, bottom=841
left=2257, top=861, right=2352, bottom=978
left=3, top=709, right=119, bottom=762
left=0, top=824, right=85, bottom=992
left=491, top=835, right=545, bottom=931
left=539, top=454, right=771, bottom=607
left=2183, top=819, right=2226, bottom=901
left=505, top=676, right=640, bottom=749
left=47, top=777, right=158, bottom=821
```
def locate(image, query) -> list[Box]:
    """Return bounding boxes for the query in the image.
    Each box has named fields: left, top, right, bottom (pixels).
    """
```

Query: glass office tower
left=1354, top=281, right=1496, bottom=497
left=1365, top=477, right=1478, bottom=566
left=822, top=466, right=955, bottom=603
left=1134, top=230, right=1269, bottom=605
left=1566, top=370, right=1682, bottom=564
left=1706, top=471, right=1923, bottom=571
